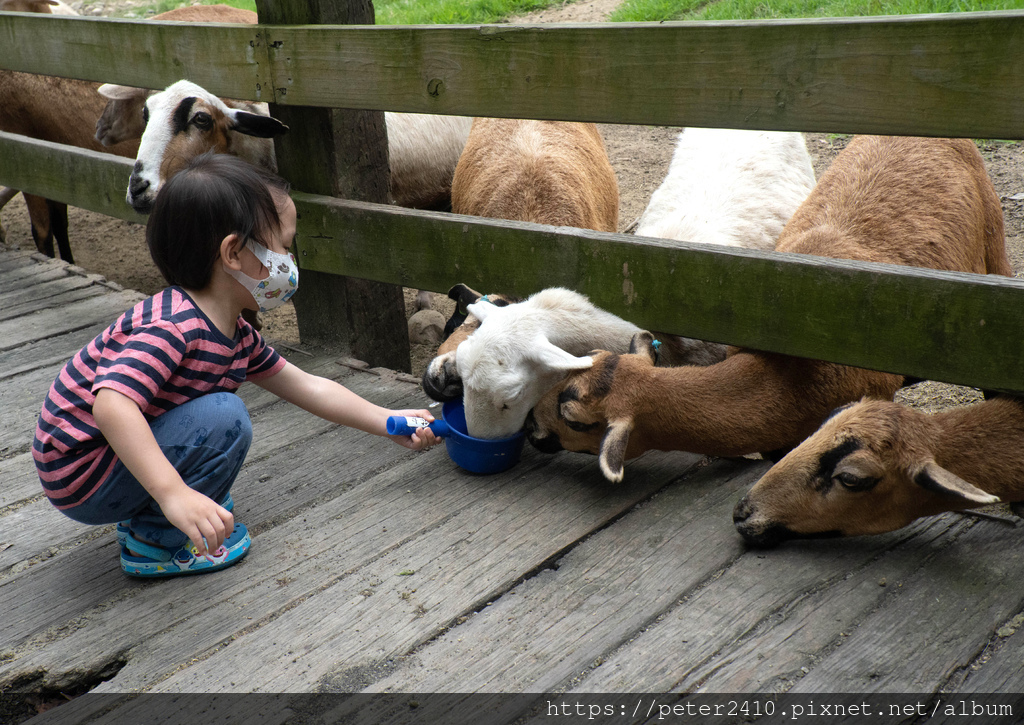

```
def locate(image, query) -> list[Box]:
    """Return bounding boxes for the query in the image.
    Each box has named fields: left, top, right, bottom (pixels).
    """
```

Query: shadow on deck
left=2, top=247, right=1024, bottom=723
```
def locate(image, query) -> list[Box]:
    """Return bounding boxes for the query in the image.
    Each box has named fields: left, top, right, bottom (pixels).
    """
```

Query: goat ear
left=227, top=110, right=289, bottom=138
left=98, top=84, right=146, bottom=100
left=599, top=417, right=634, bottom=483
left=466, top=300, right=496, bottom=322
left=912, top=460, right=1000, bottom=506
left=530, top=338, right=594, bottom=373
left=629, top=331, right=659, bottom=364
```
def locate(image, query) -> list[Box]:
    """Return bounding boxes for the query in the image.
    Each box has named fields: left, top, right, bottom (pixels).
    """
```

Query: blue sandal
left=120, top=523, right=250, bottom=578
left=116, top=494, right=234, bottom=547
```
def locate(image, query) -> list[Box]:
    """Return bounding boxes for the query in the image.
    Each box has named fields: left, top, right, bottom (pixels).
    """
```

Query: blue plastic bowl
left=440, top=400, right=525, bottom=474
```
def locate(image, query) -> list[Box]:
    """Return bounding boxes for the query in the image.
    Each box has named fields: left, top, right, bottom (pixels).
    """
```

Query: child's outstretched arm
left=255, top=361, right=440, bottom=451
left=92, top=388, right=233, bottom=555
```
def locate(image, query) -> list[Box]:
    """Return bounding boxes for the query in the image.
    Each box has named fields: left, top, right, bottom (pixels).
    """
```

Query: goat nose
left=732, top=496, right=753, bottom=524
left=128, top=174, right=150, bottom=199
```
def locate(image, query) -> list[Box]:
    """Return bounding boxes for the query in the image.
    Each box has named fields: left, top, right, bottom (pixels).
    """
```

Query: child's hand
left=158, top=487, right=234, bottom=556
left=387, top=408, right=442, bottom=451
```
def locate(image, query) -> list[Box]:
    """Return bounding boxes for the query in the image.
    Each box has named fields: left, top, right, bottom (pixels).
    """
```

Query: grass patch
left=106, top=0, right=568, bottom=23
left=611, top=0, right=1024, bottom=22
left=375, top=0, right=563, bottom=24
left=104, top=0, right=256, bottom=17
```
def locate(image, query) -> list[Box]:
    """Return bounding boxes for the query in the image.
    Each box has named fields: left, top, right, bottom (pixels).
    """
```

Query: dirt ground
left=2, top=0, right=1023, bottom=408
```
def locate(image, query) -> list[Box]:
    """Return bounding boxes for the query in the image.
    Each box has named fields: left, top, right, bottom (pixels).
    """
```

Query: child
left=33, top=152, right=440, bottom=578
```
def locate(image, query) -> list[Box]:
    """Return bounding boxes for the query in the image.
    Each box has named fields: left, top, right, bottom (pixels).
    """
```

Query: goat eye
left=142, top=107, right=149, bottom=126
left=192, top=112, right=213, bottom=129
left=833, top=471, right=879, bottom=491
left=500, top=403, right=509, bottom=411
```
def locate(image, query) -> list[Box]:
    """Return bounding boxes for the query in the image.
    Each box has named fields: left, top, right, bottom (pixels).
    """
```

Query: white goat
left=437, top=288, right=726, bottom=440
left=125, top=80, right=287, bottom=213
left=636, top=128, right=816, bottom=251
left=422, top=284, right=729, bottom=409
left=733, top=396, right=1024, bottom=547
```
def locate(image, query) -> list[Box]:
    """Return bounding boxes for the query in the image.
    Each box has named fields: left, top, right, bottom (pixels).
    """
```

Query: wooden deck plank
left=0, top=327, right=109, bottom=381
left=358, top=457, right=767, bottom=693
left=0, top=289, right=144, bottom=353
left=616, top=518, right=969, bottom=693
left=0, top=452, right=41, bottom=510
left=791, top=520, right=1024, bottom=692
left=1, top=281, right=108, bottom=322
left=0, top=266, right=95, bottom=312
left=90, top=452, right=702, bottom=694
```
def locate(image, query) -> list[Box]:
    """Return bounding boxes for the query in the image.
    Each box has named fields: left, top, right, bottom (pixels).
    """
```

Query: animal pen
left=2, top=1, right=1024, bottom=722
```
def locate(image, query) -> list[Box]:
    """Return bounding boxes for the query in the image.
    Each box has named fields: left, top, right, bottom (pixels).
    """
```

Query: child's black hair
left=146, top=152, right=292, bottom=289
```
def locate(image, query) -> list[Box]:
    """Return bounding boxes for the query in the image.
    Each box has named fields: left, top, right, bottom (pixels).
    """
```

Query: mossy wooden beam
left=264, top=12, right=1024, bottom=138
left=291, top=191, right=1024, bottom=394
left=0, top=131, right=145, bottom=225
left=2, top=11, right=1023, bottom=138
left=0, top=12, right=269, bottom=100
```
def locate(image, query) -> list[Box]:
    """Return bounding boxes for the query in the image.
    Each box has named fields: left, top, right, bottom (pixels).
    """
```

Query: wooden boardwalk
left=2, top=245, right=1024, bottom=722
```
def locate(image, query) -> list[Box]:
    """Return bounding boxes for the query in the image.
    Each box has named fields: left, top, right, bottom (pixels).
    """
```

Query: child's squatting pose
left=33, top=153, right=440, bottom=578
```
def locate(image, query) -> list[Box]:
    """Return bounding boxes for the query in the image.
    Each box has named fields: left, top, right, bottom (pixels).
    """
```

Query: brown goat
left=733, top=396, right=1024, bottom=547
left=451, top=119, right=619, bottom=232
left=525, top=136, right=1012, bottom=482
left=0, top=0, right=140, bottom=261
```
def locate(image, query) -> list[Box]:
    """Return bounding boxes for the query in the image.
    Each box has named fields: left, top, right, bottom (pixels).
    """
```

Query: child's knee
left=207, top=392, right=253, bottom=448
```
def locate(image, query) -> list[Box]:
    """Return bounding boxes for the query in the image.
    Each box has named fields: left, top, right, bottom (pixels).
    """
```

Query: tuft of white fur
left=636, top=128, right=816, bottom=252
left=455, top=288, right=636, bottom=439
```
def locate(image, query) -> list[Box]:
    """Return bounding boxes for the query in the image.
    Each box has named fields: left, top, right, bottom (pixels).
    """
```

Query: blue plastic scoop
left=386, top=400, right=525, bottom=475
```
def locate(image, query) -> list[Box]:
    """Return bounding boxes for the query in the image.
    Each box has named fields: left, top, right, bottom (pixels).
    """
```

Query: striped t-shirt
left=33, top=287, right=285, bottom=510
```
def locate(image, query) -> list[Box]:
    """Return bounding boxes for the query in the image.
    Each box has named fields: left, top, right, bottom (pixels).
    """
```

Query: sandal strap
left=124, top=532, right=174, bottom=562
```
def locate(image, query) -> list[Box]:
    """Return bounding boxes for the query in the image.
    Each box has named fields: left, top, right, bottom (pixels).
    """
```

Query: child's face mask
left=225, top=239, right=299, bottom=313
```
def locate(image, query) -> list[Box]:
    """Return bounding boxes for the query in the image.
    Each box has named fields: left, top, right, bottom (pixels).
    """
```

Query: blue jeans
left=65, top=392, right=252, bottom=549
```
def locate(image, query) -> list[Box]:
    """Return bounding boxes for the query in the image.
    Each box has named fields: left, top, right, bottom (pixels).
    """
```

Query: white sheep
left=733, top=395, right=1024, bottom=547
left=635, top=128, right=816, bottom=251
left=525, top=136, right=1013, bottom=482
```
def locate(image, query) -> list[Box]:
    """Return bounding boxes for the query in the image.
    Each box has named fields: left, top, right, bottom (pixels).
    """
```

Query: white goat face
left=456, top=302, right=593, bottom=440
left=126, top=79, right=287, bottom=213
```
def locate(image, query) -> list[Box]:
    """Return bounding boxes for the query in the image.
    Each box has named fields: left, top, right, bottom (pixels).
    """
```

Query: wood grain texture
left=2, top=12, right=1023, bottom=137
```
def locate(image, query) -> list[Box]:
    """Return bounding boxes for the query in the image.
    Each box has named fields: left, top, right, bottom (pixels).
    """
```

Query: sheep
left=635, top=128, right=816, bottom=251
left=125, top=79, right=288, bottom=213
left=451, top=118, right=619, bottom=232
left=422, top=283, right=730, bottom=411
left=524, top=136, right=1013, bottom=482
left=0, top=0, right=140, bottom=262
left=732, top=396, right=1024, bottom=547
left=100, top=88, right=472, bottom=213
left=1, top=0, right=74, bottom=13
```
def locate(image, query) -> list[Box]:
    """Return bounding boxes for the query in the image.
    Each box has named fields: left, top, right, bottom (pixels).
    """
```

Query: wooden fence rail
left=3, top=12, right=1024, bottom=136
left=2, top=8, right=1024, bottom=387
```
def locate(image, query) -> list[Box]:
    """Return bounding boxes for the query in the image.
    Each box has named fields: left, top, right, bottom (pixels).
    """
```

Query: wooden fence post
left=254, top=0, right=412, bottom=372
